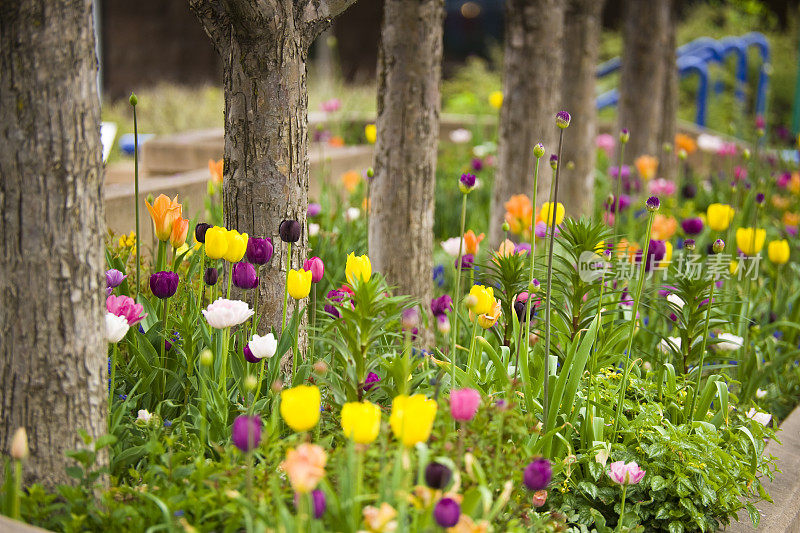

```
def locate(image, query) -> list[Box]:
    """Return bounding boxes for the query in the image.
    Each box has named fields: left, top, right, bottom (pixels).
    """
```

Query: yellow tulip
left=658, top=241, right=673, bottom=268
left=730, top=260, right=739, bottom=275
left=736, top=227, right=766, bottom=256
left=280, top=385, right=321, bottom=432
left=468, top=285, right=495, bottom=316
left=475, top=300, right=502, bottom=329
left=707, top=203, right=735, bottom=231
left=389, top=394, right=437, bottom=447
left=204, top=226, right=229, bottom=260
left=288, top=269, right=312, bottom=300
left=346, top=252, right=372, bottom=284
left=539, top=202, right=565, bottom=226
left=341, top=401, right=381, bottom=444
left=365, top=124, right=377, bottom=144
left=767, top=239, right=790, bottom=264
left=488, top=90, right=503, bottom=110
left=223, top=229, right=248, bottom=262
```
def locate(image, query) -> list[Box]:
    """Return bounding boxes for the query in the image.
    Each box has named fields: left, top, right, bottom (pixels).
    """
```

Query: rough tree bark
left=188, top=0, right=355, bottom=334
left=658, top=0, right=679, bottom=182
left=489, top=0, right=564, bottom=246
left=618, top=0, right=670, bottom=162
left=0, top=0, right=107, bottom=486
left=560, top=0, right=604, bottom=217
left=370, top=0, right=444, bottom=323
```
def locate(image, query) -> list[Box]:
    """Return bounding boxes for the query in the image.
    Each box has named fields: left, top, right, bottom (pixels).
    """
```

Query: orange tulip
left=342, top=170, right=361, bottom=193
left=504, top=194, right=533, bottom=236
left=170, top=217, right=189, bottom=249
left=464, top=230, right=485, bottom=255
left=145, top=194, right=182, bottom=242
left=674, top=133, right=697, bottom=154
left=650, top=214, right=677, bottom=241
left=209, top=159, right=223, bottom=184
left=634, top=155, right=658, bottom=181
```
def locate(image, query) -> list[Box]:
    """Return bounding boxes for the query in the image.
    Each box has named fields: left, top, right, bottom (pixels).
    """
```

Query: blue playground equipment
left=596, top=32, right=770, bottom=128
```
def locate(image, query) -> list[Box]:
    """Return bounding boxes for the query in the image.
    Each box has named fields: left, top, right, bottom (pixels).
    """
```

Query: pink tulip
left=607, top=461, right=645, bottom=486
left=648, top=178, right=676, bottom=196
left=106, top=295, right=147, bottom=326
left=450, top=388, right=481, bottom=422
left=303, top=256, right=325, bottom=283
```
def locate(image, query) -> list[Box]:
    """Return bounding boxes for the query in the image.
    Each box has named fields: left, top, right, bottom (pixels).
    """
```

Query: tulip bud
left=463, top=294, right=478, bottom=309
left=502, top=221, right=510, bottom=232
left=271, top=379, right=283, bottom=394
left=566, top=161, right=575, bottom=170
left=619, top=128, right=630, bottom=144
left=129, top=92, right=138, bottom=106
left=662, top=142, right=673, bottom=154
left=200, top=349, right=213, bottom=367
left=195, top=222, right=211, bottom=243
left=244, top=375, right=258, bottom=392
left=204, top=267, right=219, bottom=286
left=402, top=308, right=419, bottom=330
left=549, top=154, right=558, bottom=170
left=313, top=361, right=328, bottom=374
left=678, top=148, right=688, bottom=160
left=278, top=220, right=301, bottom=243
left=528, top=279, right=540, bottom=293
left=533, top=143, right=545, bottom=159
left=149, top=271, right=179, bottom=299
left=713, top=239, right=725, bottom=254
left=366, top=167, right=374, bottom=179
left=10, top=427, right=28, bottom=460
left=424, top=462, right=453, bottom=489
left=743, top=148, right=752, bottom=160
left=684, top=239, right=696, bottom=251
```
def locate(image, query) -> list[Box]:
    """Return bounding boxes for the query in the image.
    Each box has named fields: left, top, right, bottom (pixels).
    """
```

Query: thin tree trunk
left=618, top=0, right=670, bottom=162
left=0, top=0, right=107, bottom=486
left=658, top=0, right=679, bottom=182
left=189, top=0, right=355, bottom=337
left=370, top=0, right=443, bottom=327
left=560, top=0, right=604, bottom=217
left=490, top=0, right=564, bottom=246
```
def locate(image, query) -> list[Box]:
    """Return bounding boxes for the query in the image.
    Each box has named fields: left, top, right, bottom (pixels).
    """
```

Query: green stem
left=613, top=142, right=627, bottom=248
left=251, top=265, right=261, bottom=335
left=450, top=194, right=468, bottom=389
left=219, top=327, right=230, bottom=394
left=132, top=100, right=141, bottom=298
left=610, top=211, right=656, bottom=442
left=616, top=485, right=628, bottom=533
left=11, top=459, right=21, bottom=520
left=466, top=317, right=480, bottom=379
left=226, top=261, right=233, bottom=300
left=160, top=298, right=169, bottom=395
left=292, top=300, right=300, bottom=385
left=109, top=343, right=119, bottom=420
left=155, top=240, right=166, bottom=273
left=310, top=284, right=317, bottom=362
left=282, top=242, right=292, bottom=333
left=543, top=129, right=564, bottom=434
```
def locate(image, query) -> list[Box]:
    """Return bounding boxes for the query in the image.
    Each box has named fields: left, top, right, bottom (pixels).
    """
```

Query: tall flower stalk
left=543, top=111, right=570, bottom=429
left=513, top=144, right=545, bottom=401
left=610, top=196, right=660, bottom=442
left=612, top=129, right=630, bottom=249
left=449, top=174, right=476, bottom=388
left=130, top=93, right=141, bottom=297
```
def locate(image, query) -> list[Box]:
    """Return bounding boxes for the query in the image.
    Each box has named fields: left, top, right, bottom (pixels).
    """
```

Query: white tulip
left=248, top=333, right=278, bottom=359
left=105, top=312, right=130, bottom=343
left=308, top=222, right=320, bottom=237
left=346, top=207, right=360, bottom=221
left=756, top=388, right=767, bottom=399
left=697, top=133, right=724, bottom=153
left=137, top=409, right=153, bottom=423
left=449, top=128, right=472, bottom=144
left=745, top=408, right=772, bottom=427
left=441, top=237, right=464, bottom=258
left=202, top=298, right=254, bottom=329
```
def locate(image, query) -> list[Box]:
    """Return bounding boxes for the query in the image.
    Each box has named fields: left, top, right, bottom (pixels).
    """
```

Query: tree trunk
left=0, top=0, right=107, bottom=486
left=618, top=0, right=670, bottom=162
left=560, top=0, right=604, bottom=217
left=370, top=0, right=444, bottom=325
left=189, top=0, right=355, bottom=335
left=658, top=0, right=679, bottom=182
left=490, top=0, right=565, bottom=246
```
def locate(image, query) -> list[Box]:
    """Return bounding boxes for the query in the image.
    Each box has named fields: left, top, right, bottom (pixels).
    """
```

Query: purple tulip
left=149, top=271, right=179, bottom=299
left=307, top=203, right=322, bottom=218
left=425, top=462, right=453, bottom=490
left=430, top=294, right=453, bottom=318
left=106, top=269, right=127, bottom=289
left=246, top=237, right=274, bottom=265
left=233, top=262, right=259, bottom=290
left=524, top=458, right=552, bottom=491
left=243, top=344, right=260, bottom=364
left=471, top=158, right=483, bottom=171
left=681, top=217, right=704, bottom=236
left=231, top=415, right=262, bottom=452
left=455, top=253, right=474, bottom=271
left=433, top=498, right=461, bottom=528
left=204, top=267, right=219, bottom=286
left=278, top=220, right=301, bottom=243
left=294, top=490, right=326, bottom=519
left=195, top=222, right=211, bottom=243
left=363, top=372, right=380, bottom=391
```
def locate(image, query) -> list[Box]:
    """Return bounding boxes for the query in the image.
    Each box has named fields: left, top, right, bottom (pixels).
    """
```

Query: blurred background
left=99, top=0, right=800, bottom=157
